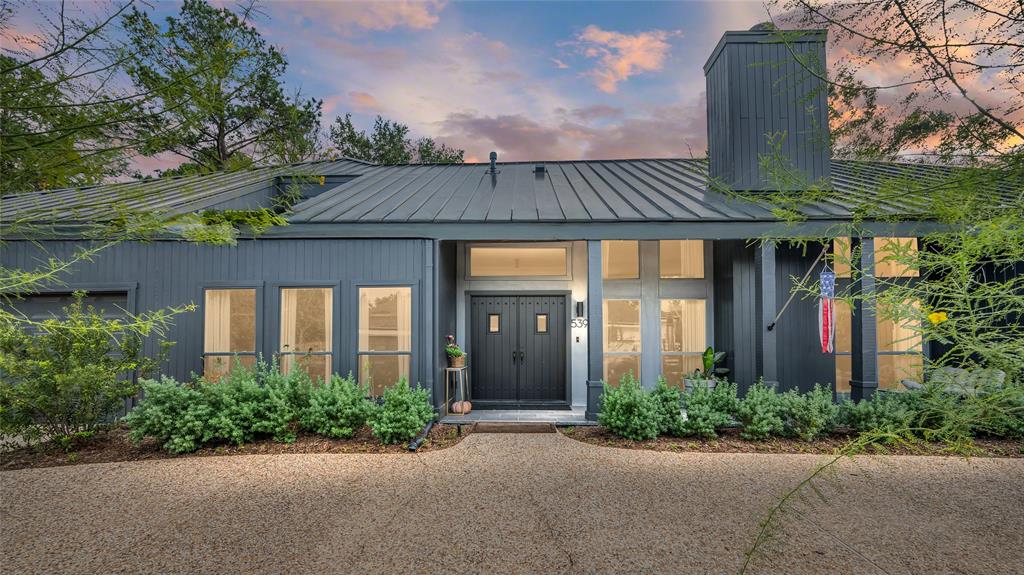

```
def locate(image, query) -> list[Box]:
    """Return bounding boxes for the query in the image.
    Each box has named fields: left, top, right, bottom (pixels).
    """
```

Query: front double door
left=469, top=295, right=567, bottom=408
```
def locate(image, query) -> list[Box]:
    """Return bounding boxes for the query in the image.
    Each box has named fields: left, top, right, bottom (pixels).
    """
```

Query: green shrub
left=780, top=384, right=839, bottom=441
left=736, top=381, right=784, bottom=440
left=124, top=377, right=212, bottom=454
left=838, top=392, right=914, bottom=433
left=368, top=378, right=433, bottom=445
left=651, top=377, right=685, bottom=436
left=301, top=373, right=372, bottom=439
left=681, top=381, right=739, bottom=439
left=0, top=294, right=168, bottom=445
left=598, top=371, right=659, bottom=441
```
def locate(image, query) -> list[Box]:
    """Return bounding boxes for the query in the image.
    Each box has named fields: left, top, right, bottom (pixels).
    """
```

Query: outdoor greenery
left=780, top=384, right=838, bottom=441
left=0, top=293, right=173, bottom=447
left=680, top=381, right=740, bottom=439
left=367, top=378, right=434, bottom=445
left=734, top=382, right=785, bottom=441
left=598, top=372, right=660, bottom=441
left=328, top=114, right=464, bottom=165
left=651, top=377, right=685, bottom=436
left=444, top=334, right=464, bottom=358
left=124, top=362, right=433, bottom=453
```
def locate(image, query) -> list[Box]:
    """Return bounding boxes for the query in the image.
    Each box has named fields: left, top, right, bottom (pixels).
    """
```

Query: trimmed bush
left=838, top=392, right=914, bottom=433
left=780, top=384, right=839, bottom=441
left=736, top=381, right=784, bottom=440
left=598, top=371, right=659, bottom=441
left=681, top=381, right=739, bottom=439
left=368, top=378, right=433, bottom=445
left=124, top=377, right=213, bottom=454
left=651, top=377, right=685, bottom=436
left=301, top=373, right=372, bottom=439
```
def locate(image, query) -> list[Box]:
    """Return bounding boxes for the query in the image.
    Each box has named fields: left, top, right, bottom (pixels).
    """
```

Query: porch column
left=754, top=242, right=779, bottom=387
left=850, top=237, right=879, bottom=401
left=586, top=240, right=604, bottom=421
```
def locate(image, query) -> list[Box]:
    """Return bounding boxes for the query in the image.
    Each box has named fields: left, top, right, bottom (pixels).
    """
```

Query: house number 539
left=570, top=318, right=589, bottom=328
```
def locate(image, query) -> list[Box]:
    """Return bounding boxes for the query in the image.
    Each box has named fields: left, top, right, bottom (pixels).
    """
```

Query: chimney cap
left=703, top=28, right=827, bottom=74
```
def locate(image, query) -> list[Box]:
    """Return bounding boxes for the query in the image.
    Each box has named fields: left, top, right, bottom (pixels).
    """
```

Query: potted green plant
left=445, top=335, right=465, bottom=368
left=683, top=346, right=730, bottom=392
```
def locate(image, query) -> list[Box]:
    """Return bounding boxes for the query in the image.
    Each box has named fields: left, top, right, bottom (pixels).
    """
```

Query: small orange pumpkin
left=450, top=401, right=472, bottom=414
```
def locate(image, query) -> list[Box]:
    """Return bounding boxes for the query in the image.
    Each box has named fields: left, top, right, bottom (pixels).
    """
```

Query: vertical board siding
left=774, top=245, right=835, bottom=392
left=3, top=239, right=432, bottom=390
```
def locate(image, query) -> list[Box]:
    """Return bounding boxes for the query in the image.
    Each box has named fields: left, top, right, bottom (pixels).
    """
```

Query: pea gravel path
left=2, top=432, right=1022, bottom=575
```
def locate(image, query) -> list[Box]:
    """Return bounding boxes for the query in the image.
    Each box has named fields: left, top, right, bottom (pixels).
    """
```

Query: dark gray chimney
left=704, top=28, right=830, bottom=191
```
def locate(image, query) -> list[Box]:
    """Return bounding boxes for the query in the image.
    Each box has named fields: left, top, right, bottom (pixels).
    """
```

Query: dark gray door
left=470, top=295, right=567, bottom=408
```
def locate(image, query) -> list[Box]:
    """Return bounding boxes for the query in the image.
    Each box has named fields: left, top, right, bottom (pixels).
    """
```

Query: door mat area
left=472, top=422, right=556, bottom=434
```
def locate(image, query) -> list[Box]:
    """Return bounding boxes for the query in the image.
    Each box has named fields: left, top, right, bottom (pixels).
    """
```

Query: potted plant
left=683, top=346, right=730, bottom=392
left=445, top=335, right=465, bottom=368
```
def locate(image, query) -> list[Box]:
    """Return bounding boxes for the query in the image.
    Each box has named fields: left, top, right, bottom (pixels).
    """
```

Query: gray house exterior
left=1, top=29, right=962, bottom=418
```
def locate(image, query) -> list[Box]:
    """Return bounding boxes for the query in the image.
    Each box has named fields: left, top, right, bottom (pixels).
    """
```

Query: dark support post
left=850, top=237, right=879, bottom=401
left=754, top=242, right=779, bottom=387
left=586, top=240, right=604, bottom=421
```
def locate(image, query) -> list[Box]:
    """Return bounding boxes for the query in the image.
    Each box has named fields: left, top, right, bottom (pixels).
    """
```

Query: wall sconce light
left=575, top=300, right=585, bottom=318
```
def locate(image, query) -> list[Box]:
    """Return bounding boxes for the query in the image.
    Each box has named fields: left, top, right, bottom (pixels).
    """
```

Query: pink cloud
left=289, top=1, right=446, bottom=33
left=565, top=25, right=680, bottom=93
left=348, top=91, right=383, bottom=113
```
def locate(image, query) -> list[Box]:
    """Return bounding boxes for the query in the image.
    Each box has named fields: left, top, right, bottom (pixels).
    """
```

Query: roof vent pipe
left=489, top=151, right=497, bottom=173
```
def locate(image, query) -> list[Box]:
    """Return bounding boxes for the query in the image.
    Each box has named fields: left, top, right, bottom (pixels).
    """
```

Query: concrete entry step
left=472, top=422, right=556, bottom=434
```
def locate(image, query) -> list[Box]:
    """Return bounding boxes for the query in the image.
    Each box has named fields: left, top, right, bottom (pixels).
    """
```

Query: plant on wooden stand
left=445, top=334, right=465, bottom=368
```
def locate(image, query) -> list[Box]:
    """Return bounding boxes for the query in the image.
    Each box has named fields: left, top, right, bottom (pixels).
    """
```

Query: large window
left=280, top=288, right=333, bottom=383
left=203, top=288, right=256, bottom=381
left=660, top=240, right=704, bottom=279
left=834, top=237, right=919, bottom=278
left=660, top=299, right=707, bottom=388
left=834, top=300, right=923, bottom=392
left=358, top=286, right=412, bottom=395
left=468, top=245, right=568, bottom=277
left=602, top=240, right=639, bottom=280
left=604, top=299, right=641, bottom=384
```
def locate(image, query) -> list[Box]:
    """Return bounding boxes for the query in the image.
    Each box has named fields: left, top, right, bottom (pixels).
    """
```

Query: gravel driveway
left=3, top=432, right=1022, bottom=574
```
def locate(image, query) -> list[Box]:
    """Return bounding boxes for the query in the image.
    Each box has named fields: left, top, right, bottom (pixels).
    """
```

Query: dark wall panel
left=713, top=240, right=758, bottom=391
left=3, top=239, right=433, bottom=392
left=774, top=244, right=835, bottom=392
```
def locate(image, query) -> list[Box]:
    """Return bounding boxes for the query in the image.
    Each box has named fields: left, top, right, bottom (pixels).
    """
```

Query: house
left=0, top=29, right=957, bottom=420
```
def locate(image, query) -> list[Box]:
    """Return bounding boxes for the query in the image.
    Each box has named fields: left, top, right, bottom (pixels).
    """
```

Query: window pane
left=879, top=355, right=923, bottom=390
left=358, top=354, right=411, bottom=396
left=488, top=314, right=500, bottom=333
left=878, top=300, right=922, bottom=353
left=281, top=288, right=332, bottom=354
left=603, top=299, right=640, bottom=352
left=204, top=355, right=256, bottom=382
left=834, top=300, right=852, bottom=353
left=835, top=355, right=851, bottom=393
left=875, top=237, right=919, bottom=278
left=602, top=240, right=638, bottom=279
left=833, top=238, right=852, bottom=278
left=204, top=289, right=256, bottom=353
left=660, top=299, right=706, bottom=352
left=469, top=247, right=567, bottom=277
left=660, top=240, right=704, bottom=278
left=536, top=314, right=548, bottom=333
left=359, top=287, right=412, bottom=352
left=661, top=356, right=703, bottom=389
left=282, top=354, right=331, bottom=384
left=604, top=355, right=640, bottom=386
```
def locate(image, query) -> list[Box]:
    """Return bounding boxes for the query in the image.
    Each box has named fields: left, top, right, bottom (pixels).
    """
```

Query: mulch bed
left=561, top=426, right=1024, bottom=458
left=1, top=424, right=468, bottom=472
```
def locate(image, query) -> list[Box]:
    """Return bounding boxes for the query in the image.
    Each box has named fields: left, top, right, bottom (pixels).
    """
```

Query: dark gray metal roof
left=287, top=159, right=987, bottom=224
left=1, top=158, right=373, bottom=224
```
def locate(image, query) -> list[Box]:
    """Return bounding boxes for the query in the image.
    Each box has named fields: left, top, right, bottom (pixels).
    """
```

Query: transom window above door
left=468, top=244, right=570, bottom=278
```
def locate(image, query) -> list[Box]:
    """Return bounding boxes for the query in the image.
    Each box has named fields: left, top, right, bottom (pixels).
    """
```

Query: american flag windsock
left=819, top=269, right=836, bottom=353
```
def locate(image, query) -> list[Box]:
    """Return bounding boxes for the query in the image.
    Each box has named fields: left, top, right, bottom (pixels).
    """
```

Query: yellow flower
left=318, top=176, right=326, bottom=186
left=928, top=311, right=948, bottom=325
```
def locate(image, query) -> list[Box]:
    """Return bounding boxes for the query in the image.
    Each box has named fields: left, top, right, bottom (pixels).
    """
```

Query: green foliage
left=780, top=384, right=839, bottom=441
left=301, top=374, right=372, bottom=439
left=199, top=209, right=288, bottom=235
left=123, top=377, right=211, bottom=454
left=598, top=372, right=660, bottom=441
left=367, top=378, right=434, bottom=445
left=736, top=381, right=785, bottom=440
left=838, top=392, right=913, bottom=434
left=328, top=113, right=464, bottom=165
left=694, top=346, right=730, bottom=379
left=650, top=377, right=685, bottom=436
left=123, top=0, right=322, bottom=172
left=681, top=381, right=739, bottom=439
left=444, top=334, right=464, bottom=358
left=0, top=293, right=168, bottom=443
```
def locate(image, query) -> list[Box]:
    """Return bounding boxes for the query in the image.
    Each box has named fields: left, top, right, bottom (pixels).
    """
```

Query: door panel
left=517, top=296, right=566, bottom=401
left=470, top=294, right=567, bottom=405
left=470, top=296, right=518, bottom=401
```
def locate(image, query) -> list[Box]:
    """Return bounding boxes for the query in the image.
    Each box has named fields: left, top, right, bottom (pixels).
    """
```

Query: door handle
left=520, top=350, right=525, bottom=364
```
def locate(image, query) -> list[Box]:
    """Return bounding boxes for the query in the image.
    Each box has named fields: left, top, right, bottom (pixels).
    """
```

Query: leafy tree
left=122, top=0, right=322, bottom=174
left=328, top=113, right=464, bottom=164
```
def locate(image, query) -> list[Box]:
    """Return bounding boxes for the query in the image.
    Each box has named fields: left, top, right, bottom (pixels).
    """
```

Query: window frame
left=354, top=282, right=417, bottom=394
left=602, top=297, right=642, bottom=382
left=275, top=283, right=338, bottom=381
left=201, top=282, right=263, bottom=378
left=465, top=242, right=573, bottom=280
left=658, top=298, right=709, bottom=382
